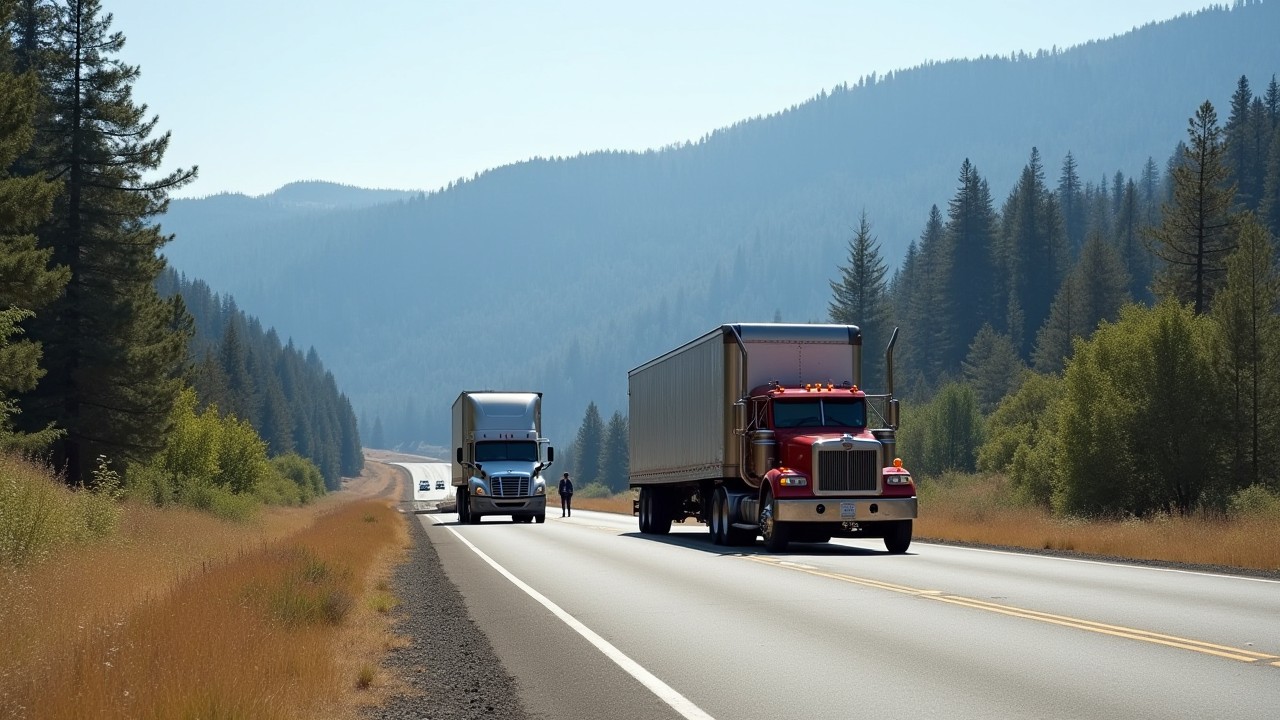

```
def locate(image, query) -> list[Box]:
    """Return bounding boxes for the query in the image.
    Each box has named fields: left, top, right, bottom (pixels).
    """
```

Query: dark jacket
left=558, top=477, right=574, bottom=496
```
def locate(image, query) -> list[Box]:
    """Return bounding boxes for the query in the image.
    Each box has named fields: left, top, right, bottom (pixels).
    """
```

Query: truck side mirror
left=455, top=447, right=462, bottom=464
left=547, top=447, right=555, bottom=463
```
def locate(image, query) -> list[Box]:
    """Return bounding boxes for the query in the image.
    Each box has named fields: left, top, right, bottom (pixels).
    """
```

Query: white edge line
left=431, top=517, right=716, bottom=720
left=901, top=540, right=1280, bottom=584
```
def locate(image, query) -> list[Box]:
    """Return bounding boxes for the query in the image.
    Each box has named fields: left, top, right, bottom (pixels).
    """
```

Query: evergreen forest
left=156, top=2, right=1280, bottom=457
left=0, top=0, right=359, bottom=508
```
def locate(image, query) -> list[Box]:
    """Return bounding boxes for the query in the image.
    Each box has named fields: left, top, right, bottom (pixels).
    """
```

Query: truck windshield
left=475, top=441, right=538, bottom=462
left=773, top=399, right=866, bottom=429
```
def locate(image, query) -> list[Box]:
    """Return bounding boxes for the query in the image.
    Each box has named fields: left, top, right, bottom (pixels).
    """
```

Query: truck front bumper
left=471, top=495, right=546, bottom=515
left=777, top=497, right=917, bottom=522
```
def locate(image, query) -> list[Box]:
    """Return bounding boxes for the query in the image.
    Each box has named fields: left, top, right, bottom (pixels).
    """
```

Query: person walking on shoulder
left=558, top=472, right=574, bottom=517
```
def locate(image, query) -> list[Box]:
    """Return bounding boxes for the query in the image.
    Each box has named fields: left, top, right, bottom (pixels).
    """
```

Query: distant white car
left=435, top=480, right=446, bottom=490
left=418, top=480, right=429, bottom=491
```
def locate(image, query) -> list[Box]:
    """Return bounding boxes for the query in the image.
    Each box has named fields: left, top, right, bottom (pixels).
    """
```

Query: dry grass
left=0, top=462, right=410, bottom=720
left=915, top=473, right=1280, bottom=572
left=575, top=491, right=638, bottom=516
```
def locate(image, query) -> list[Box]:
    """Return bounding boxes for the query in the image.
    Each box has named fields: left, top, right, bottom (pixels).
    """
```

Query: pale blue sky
left=107, top=0, right=1214, bottom=198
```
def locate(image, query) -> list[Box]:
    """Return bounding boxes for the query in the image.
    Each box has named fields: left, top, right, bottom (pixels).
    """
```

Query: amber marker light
left=893, top=458, right=903, bottom=468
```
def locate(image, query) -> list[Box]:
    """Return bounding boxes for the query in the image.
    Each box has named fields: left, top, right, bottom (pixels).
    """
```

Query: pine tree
left=1057, top=151, right=1087, bottom=256
left=370, top=416, right=385, bottom=450
left=1146, top=101, right=1238, bottom=315
left=599, top=411, right=629, bottom=493
left=960, top=324, right=1025, bottom=414
left=1032, top=233, right=1130, bottom=374
left=828, top=210, right=890, bottom=387
left=1261, top=126, right=1280, bottom=240
left=894, top=206, right=951, bottom=396
left=218, top=319, right=256, bottom=420
left=943, top=159, right=1000, bottom=373
left=1224, top=75, right=1264, bottom=210
left=573, top=401, right=604, bottom=485
left=1265, top=74, right=1280, bottom=129
left=1211, top=217, right=1280, bottom=491
left=1085, top=174, right=1113, bottom=242
left=0, top=2, right=67, bottom=451
left=13, top=0, right=196, bottom=484
left=1139, top=156, right=1163, bottom=228
left=1113, top=179, right=1153, bottom=303
left=1001, top=148, right=1069, bottom=357
left=337, top=391, right=362, bottom=476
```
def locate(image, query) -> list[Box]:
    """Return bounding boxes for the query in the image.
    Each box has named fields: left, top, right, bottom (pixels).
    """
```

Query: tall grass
left=0, top=454, right=121, bottom=565
left=915, top=473, right=1280, bottom=572
left=0, top=463, right=409, bottom=719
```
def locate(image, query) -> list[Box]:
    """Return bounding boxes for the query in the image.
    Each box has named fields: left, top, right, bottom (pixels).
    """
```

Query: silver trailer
left=452, top=391, right=554, bottom=524
left=628, top=323, right=917, bottom=552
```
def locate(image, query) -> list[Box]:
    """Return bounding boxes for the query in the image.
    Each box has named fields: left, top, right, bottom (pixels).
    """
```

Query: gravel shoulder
left=362, top=488, right=531, bottom=719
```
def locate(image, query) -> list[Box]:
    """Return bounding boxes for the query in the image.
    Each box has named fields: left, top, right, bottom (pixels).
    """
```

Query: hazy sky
left=107, top=0, right=1214, bottom=199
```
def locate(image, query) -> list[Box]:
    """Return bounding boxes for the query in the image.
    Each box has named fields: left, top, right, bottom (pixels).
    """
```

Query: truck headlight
left=886, top=474, right=913, bottom=485
left=534, top=484, right=545, bottom=495
left=779, top=473, right=807, bottom=487
left=473, top=486, right=487, bottom=496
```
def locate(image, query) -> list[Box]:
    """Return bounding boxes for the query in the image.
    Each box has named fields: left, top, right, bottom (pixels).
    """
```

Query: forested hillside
left=156, top=269, right=363, bottom=488
left=158, top=2, right=1280, bottom=448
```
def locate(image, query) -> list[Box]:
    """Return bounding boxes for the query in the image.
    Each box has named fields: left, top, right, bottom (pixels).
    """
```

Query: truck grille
left=491, top=475, right=530, bottom=497
left=815, top=449, right=878, bottom=493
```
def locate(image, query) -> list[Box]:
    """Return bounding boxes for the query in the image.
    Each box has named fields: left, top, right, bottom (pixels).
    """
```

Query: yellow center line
left=743, top=555, right=1279, bottom=666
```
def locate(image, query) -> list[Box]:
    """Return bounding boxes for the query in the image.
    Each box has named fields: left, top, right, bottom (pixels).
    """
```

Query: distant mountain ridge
left=159, top=1, right=1280, bottom=448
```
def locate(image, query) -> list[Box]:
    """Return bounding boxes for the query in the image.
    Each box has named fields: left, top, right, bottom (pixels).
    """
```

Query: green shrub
left=254, top=467, right=303, bottom=506
left=270, top=453, right=325, bottom=503
left=178, top=479, right=258, bottom=522
left=0, top=453, right=122, bottom=565
left=1228, top=485, right=1280, bottom=519
left=0, top=455, right=67, bottom=565
left=575, top=481, right=612, bottom=499
left=122, top=462, right=178, bottom=506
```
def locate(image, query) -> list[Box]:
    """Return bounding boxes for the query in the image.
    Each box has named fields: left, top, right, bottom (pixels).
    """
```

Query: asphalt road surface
left=395, top=461, right=454, bottom=513
left=413, top=500, right=1280, bottom=720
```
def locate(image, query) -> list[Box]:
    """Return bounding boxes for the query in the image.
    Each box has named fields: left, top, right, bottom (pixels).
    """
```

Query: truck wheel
left=759, top=487, right=790, bottom=552
left=884, top=520, right=912, bottom=554
left=456, top=487, right=470, bottom=524
left=710, top=488, right=726, bottom=545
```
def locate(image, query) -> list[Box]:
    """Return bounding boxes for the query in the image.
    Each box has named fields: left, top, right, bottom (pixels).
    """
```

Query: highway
left=406, top=480, right=1279, bottom=719
left=395, top=461, right=454, bottom=513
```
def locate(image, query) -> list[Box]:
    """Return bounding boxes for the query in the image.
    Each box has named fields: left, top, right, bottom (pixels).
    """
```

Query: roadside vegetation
left=0, top=462, right=408, bottom=720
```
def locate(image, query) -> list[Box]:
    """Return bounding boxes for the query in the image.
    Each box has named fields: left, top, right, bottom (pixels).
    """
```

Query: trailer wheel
left=649, top=487, right=672, bottom=535
left=884, top=520, right=912, bottom=554
left=638, top=487, right=652, bottom=533
left=759, top=487, right=790, bottom=552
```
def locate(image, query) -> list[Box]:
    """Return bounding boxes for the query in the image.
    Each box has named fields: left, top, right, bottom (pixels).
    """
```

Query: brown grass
left=914, top=473, right=1280, bottom=572
left=0, top=462, right=410, bottom=720
left=574, top=492, right=639, bottom=516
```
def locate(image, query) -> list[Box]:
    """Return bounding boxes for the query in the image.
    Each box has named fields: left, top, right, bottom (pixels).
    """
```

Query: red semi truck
left=628, top=323, right=916, bottom=553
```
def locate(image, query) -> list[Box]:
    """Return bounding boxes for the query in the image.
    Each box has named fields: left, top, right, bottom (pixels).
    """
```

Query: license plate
left=840, top=502, right=857, bottom=519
